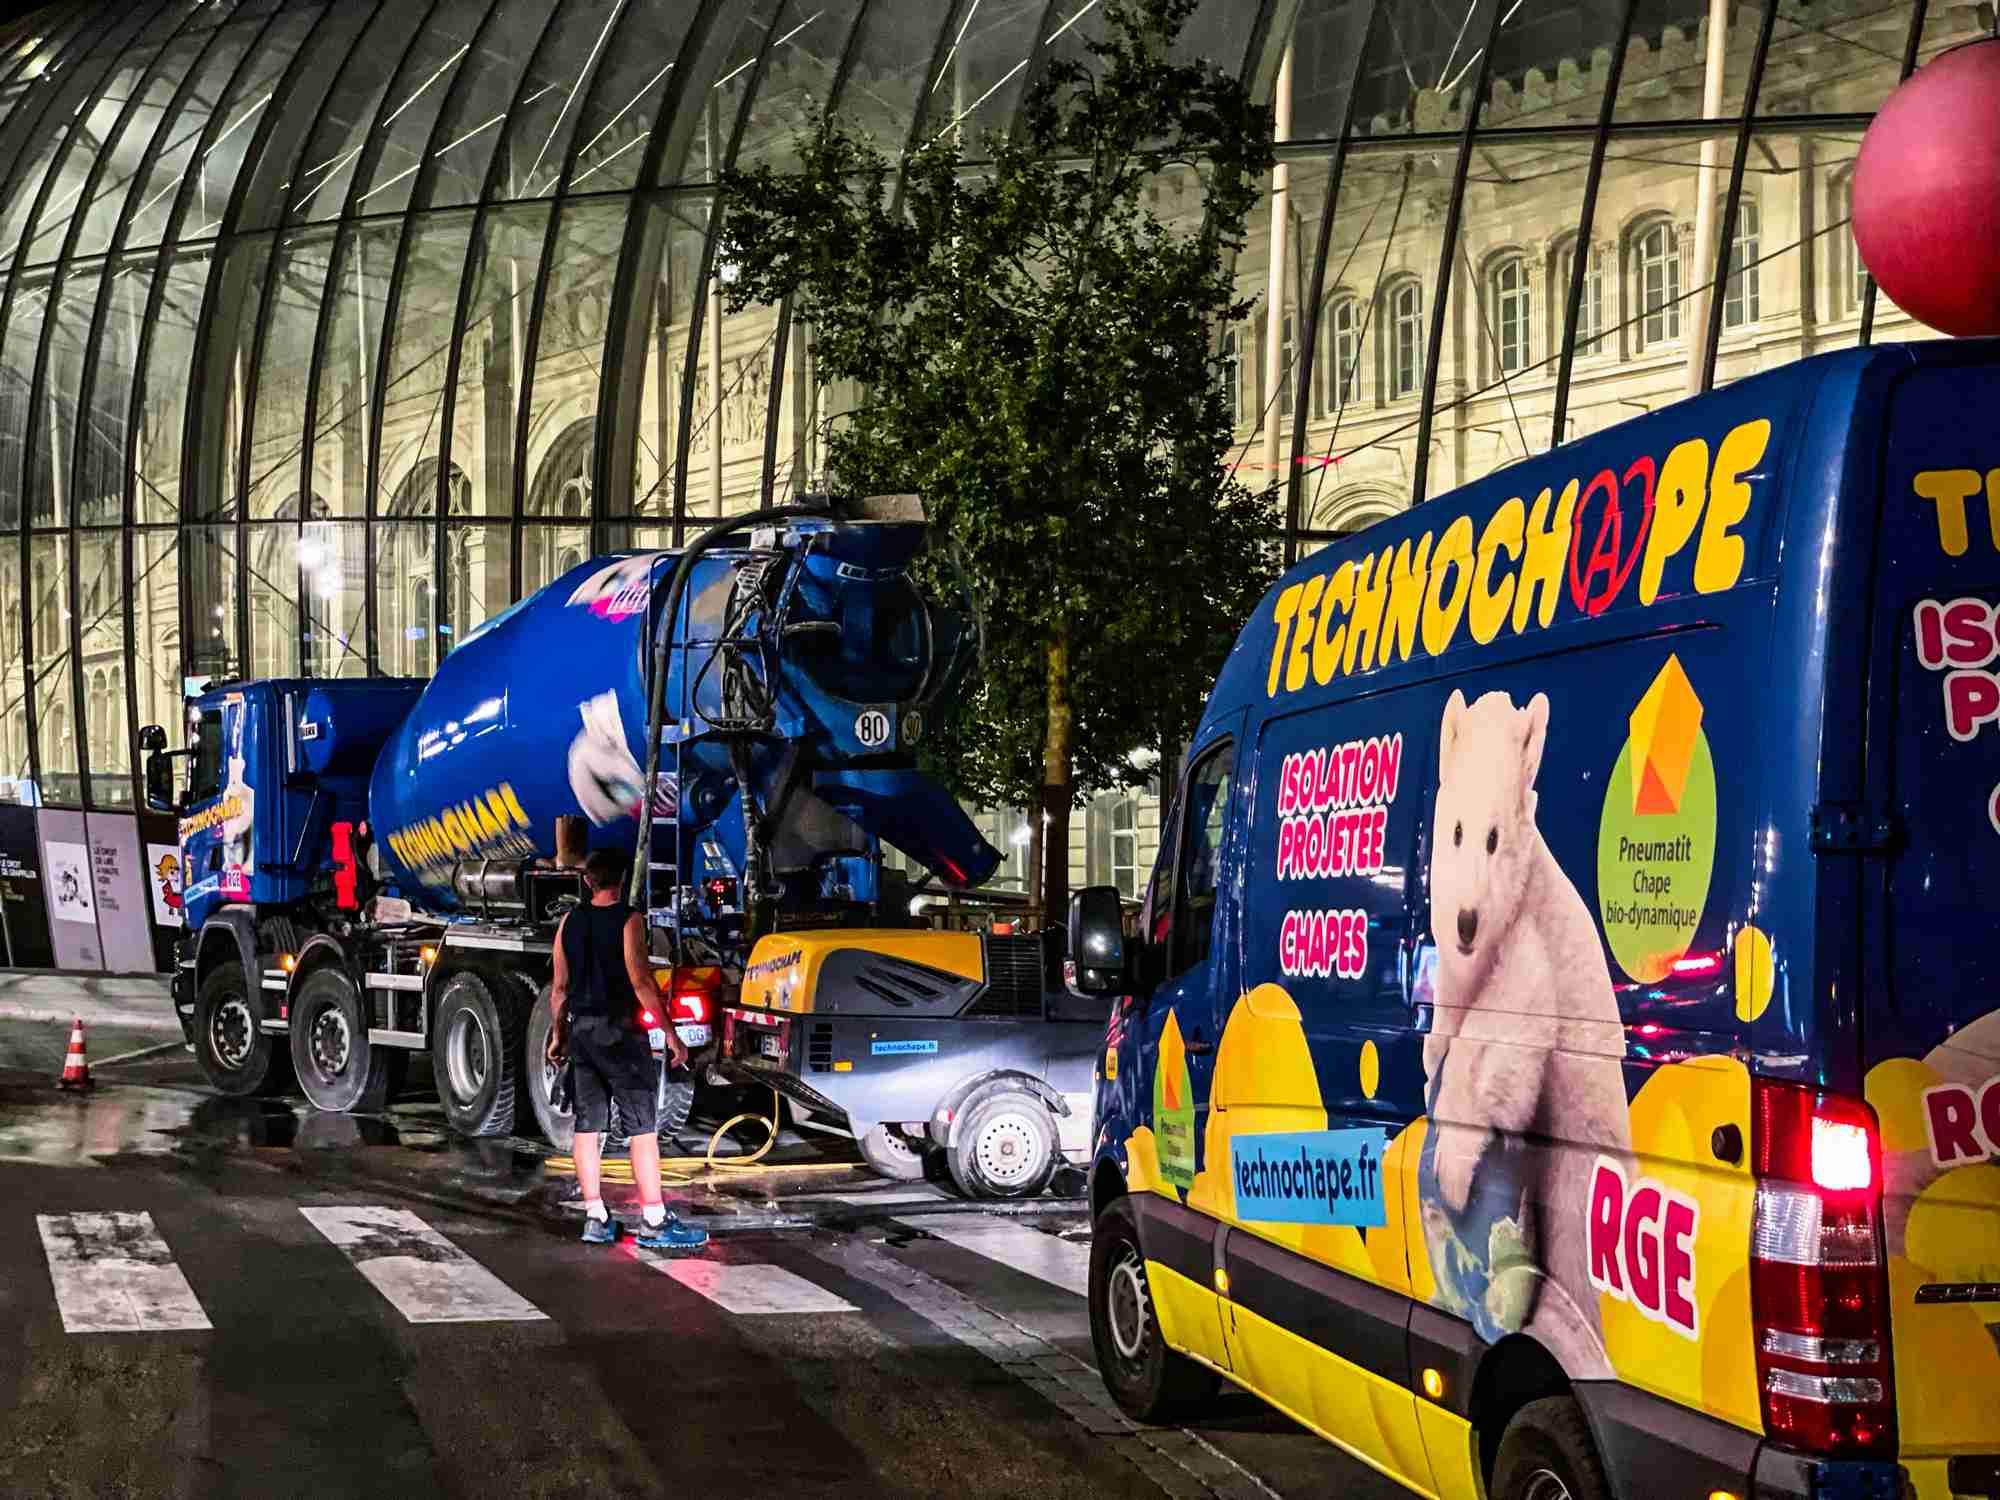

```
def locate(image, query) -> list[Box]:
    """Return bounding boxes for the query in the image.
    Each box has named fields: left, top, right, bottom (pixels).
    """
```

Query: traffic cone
left=57, top=1017, right=91, bottom=1092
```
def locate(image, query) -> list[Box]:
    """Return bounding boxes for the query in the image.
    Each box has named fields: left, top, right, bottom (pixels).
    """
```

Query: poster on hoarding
left=146, top=843, right=183, bottom=927
left=86, top=814, right=156, bottom=973
left=37, top=811, right=103, bottom=970
left=45, top=842, right=95, bottom=925
left=0, top=804, right=55, bottom=968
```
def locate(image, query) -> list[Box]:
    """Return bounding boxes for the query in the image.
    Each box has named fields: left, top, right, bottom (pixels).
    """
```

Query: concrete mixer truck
left=141, top=496, right=1108, bottom=1193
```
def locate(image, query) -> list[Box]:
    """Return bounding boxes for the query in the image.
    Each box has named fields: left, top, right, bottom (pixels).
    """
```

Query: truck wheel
left=859, top=1124, right=928, bottom=1182
left=194, top=963, right=290, bottom=1098
left=1489, top=1398, right=1613, bottom=1500
left=660, top=1078, right=696, bottom=1139
left=291, top=967, right=393, bottom=1113
left=433, top=971, right=523, bottom=1138
left=950, top=1088, right=1058, bottom=1198
left=524, top=990, right=573, bottom=1152
left=1090, top=1197, right=1220, bottom=1423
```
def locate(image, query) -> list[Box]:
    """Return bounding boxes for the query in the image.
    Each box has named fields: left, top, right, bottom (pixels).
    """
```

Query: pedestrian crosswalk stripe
left=894, top=1215, right=1089, bottom=1298
left=37, top=1211, right=213, bottom=1334
left=299, top=1206, right=546, bottom=1324
left=653, top=1258, right=859, bottom=1314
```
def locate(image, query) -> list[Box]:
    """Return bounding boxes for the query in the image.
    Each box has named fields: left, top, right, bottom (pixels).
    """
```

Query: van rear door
left=1864, top=361, right=2000, bottom=1469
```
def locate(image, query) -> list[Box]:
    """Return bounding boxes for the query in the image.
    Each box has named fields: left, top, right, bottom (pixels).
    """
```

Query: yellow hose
left=548, top=1087, right=854, bottom=1187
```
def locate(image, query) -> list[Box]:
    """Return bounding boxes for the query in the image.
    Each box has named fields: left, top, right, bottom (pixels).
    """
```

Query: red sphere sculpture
left=1853, top=38, right=2000, bottom=338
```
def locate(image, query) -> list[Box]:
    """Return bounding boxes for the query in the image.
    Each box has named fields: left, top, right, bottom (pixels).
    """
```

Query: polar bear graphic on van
left=1421, top=688, right=1632, bottom=1378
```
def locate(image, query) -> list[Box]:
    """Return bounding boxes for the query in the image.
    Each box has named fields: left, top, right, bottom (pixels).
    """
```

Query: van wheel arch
left=1470, top=1334, right=1573, bottom=1485
left=1089, top=1158, right=1128, bottom=1222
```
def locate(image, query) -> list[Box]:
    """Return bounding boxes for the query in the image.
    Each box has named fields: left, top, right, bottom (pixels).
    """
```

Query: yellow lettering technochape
left=1266, top=582, right=1304, bottom=698
left=1422, top=516, right=1475, bottom=658
left=1312, top=561, right=1353, bottom=687
left=1378, top=534, right=1433, bottom=669
left=1470, top=498, right=1524, bottom=645
left=1914, top=468, right=1982, bottom=557
left=1641, top=439, right=1710, bottom=605
left=1696, top=419, right=1767, bottom=593
left=1512, top=482, right=1576, bottom=635
left=1285, top=574, right=1325, bottom=694
left=1344, top=547, right=1392, bottom=674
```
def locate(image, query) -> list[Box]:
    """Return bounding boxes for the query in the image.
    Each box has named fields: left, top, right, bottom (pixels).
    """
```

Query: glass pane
left=832, top=0, right=952, bottom=153
left=30, top=266, right=101, bottom=529
left=80, top=260, right=148, bottom=526
left=414, top=0, right=561, bottom=212
left=734, top=0, right=866, bottom=173
left=485, top=0, right=619, bottom=201
left=78, top=531, right=131, bottom=806
left=4, top=272, right=51, bottom=527
left=286, top=1, right=430, bottom=223
left=184, top=524, right=239, bottom=683
left=344, top=0, right=492, bottom=220
left=563, top=4, right=699, bottom=193
left=631, top=196, right=710, bottom=526
left=181, top=4, right=319, bottom=239
left=246, top=227, right=334, bottom=520
left=1556, top=126, right=1735, bottom=442
left=1916, top=0, right=1989, bottom=65
left=1758, top=0, right=1916, bottom=117
left=521, top=200, right=622, bottom=517
left=1351, top=0, right=1499, bottom=136
left=122, top=8, right=266, bottom=249
left=1289, top=0, right=1373, bottom=140
left=29, top=533, right=78, bottom=805
left=451, top=204, right=548, bottom=517
left=1611, top=0, right=1764, bottom=126
left=245, top=520, right=299, bottom=677
left=131, top=529, right=181, bottom=741
left=520, top=523, right=589, bottom=595
left=1172, top=0, right=1263, bottom=71
left=375, top=519, right=436, bottom=676
left=301, top=518, right=367, bottom=677
left=0, top=538, right=24, bottom=788
left=1037, top=0, right=1112, bottom=80
left=19, top=1, right=205, bottom=268
left=657, top=5, right=774, bottom=185
left=134, top=249, right=208, bottom=524
left=1479, top=0, right=1630, bottom=128
left=1296, top=144, right=1457, bottom=527
left=375, top=210, right=474, bottom=521
left=307, top=221, right=396, bottom=520
left=928, top=0, right=1042, bottom=147
left=195, top=233, right=273, bottom=519
left=441, top=522, right=511, bottom=654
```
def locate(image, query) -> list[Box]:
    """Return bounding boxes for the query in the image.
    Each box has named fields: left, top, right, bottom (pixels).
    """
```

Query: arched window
left=1556, top=237, right=1604, bottom=356
left=1723, top=197, right=1760, bottom=329
left=1219, top=329, right=1242, bottom=428
left=1636, top=220, right=1680, bottom=347
left=1318, top=296, right=1360, bottom=416
left=1490, top=254, right=1530, bottom=375
left=1385, top=279, right=1423, bottom=400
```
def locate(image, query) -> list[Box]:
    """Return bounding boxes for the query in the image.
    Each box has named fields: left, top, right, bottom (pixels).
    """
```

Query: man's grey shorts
left=568, top=1014, right=658, bottom=1135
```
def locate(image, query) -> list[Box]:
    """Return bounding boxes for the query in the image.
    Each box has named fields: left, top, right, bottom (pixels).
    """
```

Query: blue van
left=1072, top=342, right=2000, bottom=1500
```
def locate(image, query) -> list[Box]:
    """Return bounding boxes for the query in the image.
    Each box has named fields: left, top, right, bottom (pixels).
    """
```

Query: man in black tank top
left=547, top=850, right=706, bottom=1252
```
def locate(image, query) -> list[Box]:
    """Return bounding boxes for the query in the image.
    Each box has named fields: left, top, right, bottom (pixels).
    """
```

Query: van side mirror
left=1067, top=886, right=1127, bottom=994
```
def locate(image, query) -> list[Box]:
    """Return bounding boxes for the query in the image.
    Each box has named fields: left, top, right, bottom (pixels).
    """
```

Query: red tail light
left=652, top=964, right=722, bottom=1026
left=1749, top=1078, right=1896, bottom=1459
left=330, top=821, right=359, bottom=911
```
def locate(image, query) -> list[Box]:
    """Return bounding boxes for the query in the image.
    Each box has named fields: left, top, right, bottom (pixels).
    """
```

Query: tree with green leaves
left=718, top=0, right=1278, bottom=921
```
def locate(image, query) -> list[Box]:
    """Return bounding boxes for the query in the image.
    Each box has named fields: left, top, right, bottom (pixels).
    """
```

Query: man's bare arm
left=546, top=913, right=570, bottom=1059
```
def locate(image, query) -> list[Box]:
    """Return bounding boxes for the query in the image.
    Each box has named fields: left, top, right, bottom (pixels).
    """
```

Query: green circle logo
left=1597, top=658, right=1717, bottom=983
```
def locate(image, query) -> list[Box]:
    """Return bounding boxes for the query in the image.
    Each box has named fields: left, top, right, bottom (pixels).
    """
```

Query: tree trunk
left=1040, top=623, right=1073, bottom=930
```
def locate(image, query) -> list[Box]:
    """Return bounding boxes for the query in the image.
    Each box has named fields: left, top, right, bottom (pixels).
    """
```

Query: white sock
left=584, top=1199, right=608, bottom=1222
left=642, top=1203, right=665, bottom=1228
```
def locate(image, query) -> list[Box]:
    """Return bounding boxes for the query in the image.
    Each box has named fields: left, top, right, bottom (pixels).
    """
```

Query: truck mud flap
left=715, top=1059, right=849, bottom=1126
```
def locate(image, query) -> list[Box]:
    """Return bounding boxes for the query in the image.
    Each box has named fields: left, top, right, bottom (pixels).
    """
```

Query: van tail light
left=653, top=964, right=723, bottom=1029
left=1750, top=1078, right=1897, bottom=1459
left=331, top=821, right=359, bottom=911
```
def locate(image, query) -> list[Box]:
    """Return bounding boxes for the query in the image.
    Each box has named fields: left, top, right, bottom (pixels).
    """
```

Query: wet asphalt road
left=0, top=1008, right=1408, bottom=1500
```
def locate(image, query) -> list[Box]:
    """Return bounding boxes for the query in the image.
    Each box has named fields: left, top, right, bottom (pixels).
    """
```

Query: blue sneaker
left=634, top=1213, right=708, bottom=1254
left=580, top=1215, right=621, bottom=1245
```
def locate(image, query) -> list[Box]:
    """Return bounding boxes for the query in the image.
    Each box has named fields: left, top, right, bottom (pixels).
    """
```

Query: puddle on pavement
left=0, top=1082, right=205, bottom=1167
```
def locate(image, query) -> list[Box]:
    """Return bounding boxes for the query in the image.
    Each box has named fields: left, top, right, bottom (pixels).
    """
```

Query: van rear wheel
left=1089, top=1197, right=1219, bottom=1423
left=1489, top=1397, right=1613, bottom=1500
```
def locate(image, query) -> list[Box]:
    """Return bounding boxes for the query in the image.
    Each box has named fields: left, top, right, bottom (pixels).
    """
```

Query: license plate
left=760, top=1034, right=783, bottom=1060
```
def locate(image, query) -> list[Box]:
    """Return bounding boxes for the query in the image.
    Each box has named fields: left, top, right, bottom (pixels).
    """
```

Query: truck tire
left=660, top=1077, right=695, bottom=1139
left=1090, top=1196, right=1220, bottom=1423
left=433, top=971, right=523, bottom=1138
left=194, top=963, right=290, bottom=1098
left=950, top=1088, right=1059, bottom=1198
left=859, top=1123, right=928, bottom=1182
left=524, top=989, right=572, bottom=1152
left=291, top=967, right=394, bottom=1114
left=1489, top=1398, right=1613, bottom=1500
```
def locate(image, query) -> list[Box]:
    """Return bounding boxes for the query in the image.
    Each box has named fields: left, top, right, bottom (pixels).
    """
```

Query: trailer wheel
left=291, top=968, right=393, bottom=1114
left=524, top=987, right=573, bottom=1152
left=859, top=1123, right=928, bottom=1181
left=433, top=971, right=523, bottom=1138
left=194, top=963, right=290, bottom=1098
left=950, top=1088, right=1058, bottom=1199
